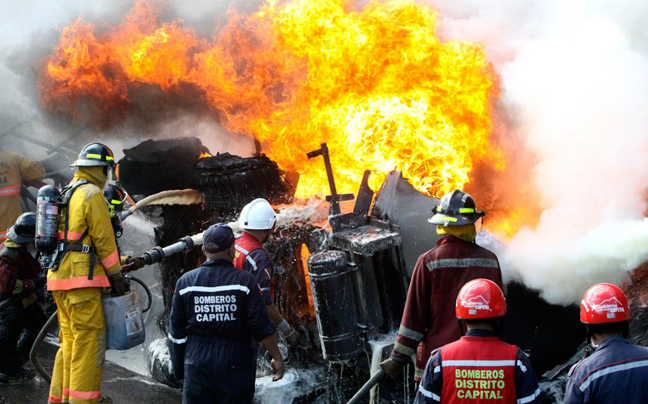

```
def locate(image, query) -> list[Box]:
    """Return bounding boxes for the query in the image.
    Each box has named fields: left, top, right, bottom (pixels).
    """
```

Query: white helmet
left=239, top=198, right=277, bottom=230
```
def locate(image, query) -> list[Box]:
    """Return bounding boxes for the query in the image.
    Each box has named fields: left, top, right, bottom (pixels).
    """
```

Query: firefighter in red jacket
left=414, top=279, right=542, bottom=404
left=0, top=213, right=47, bottom=383
left=233, top=198, right=298, bottom=345
left=381, top=190, right=503, bottom=381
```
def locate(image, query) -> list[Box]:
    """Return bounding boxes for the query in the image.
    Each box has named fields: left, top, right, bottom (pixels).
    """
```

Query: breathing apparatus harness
left=37, top=180, right=97, bottom=278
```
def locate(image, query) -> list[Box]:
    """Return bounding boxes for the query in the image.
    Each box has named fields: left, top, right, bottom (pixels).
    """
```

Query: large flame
left=40, top=0, right=523, bottom=232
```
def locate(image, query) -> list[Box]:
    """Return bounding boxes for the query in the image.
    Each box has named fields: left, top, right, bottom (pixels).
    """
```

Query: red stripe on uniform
left=47, top=276, right=110, bottom=290
left=0, top=185, right=20, bottom=196
left=101, top=249, right=120, bottom=270
left=69, top=389, right=101, bottom=400
left=58, top=231, right=85, bottom=240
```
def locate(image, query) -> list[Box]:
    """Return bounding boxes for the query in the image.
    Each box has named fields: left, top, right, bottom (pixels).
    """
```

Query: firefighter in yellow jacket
left=47, top=143, right=129, bottom=404
left=0, top=150, right=45, bottom=241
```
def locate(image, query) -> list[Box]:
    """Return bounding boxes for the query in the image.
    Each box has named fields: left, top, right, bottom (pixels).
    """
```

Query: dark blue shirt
left=168, top=258, right=276, bottom=379
left=564, top=336, right=648, bottom=404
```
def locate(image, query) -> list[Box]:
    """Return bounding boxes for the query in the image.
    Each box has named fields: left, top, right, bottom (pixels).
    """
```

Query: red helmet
left=456, top=279, right=506, bottom=320
left=580, top=283, right=630, bottom=324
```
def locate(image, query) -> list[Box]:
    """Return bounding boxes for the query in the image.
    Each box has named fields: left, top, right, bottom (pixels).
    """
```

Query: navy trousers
left=182, top=337, right=258, bottom=404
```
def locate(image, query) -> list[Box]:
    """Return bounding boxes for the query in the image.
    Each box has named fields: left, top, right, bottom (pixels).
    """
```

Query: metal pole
left=346, top=368, right=386, bottom=404
left=319, top=144, right=342, bottom=215
left=47, top=127, right=88, bottom=156
left=307, top=143, right=351, bottom=216
left=8, top=132, right=77, bottom=157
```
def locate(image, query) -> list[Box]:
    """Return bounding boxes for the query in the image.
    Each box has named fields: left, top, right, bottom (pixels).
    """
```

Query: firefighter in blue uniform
left=168, top=223, right=285, bottom=404
left=564, top=283, right=648, bottom=404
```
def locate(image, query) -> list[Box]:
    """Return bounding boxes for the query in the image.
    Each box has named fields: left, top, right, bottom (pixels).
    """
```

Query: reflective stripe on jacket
left=440, top=336, right=518, bottom=403
left=233, top=232, right=274, bottom=305
left=47, top=171, right=120, bottom=291
left=415, top=330, right=542, bottom=404
left=0, top=151, right=45, bottom=241
left=564, top=336, right=648, bottom=404
left=168, top=258, right=275, bottom=380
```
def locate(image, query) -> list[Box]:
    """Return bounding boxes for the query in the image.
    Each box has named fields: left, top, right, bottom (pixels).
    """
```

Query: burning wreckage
left=7, top=0, right=645, bottom=401
left=109, top=137, right=636, bottom=404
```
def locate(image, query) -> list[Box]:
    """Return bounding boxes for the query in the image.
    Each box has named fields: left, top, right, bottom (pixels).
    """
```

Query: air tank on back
left=35, top=185, right=61, bottom=257
left=307, top=250, right=363, bottom=362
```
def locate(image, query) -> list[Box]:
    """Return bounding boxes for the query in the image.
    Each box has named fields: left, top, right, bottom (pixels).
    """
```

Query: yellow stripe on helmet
left=86, top=153, right=114, bottom=161
left=459, top=208, right=475, bottom=213
left=439, top=216, right=458, bottom=222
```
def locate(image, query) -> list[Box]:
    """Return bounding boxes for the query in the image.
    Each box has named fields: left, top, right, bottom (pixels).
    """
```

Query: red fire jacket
left=414, top=330, right=541, bottom=404
left=441, top=336, right=517, bottom=403
left=391, top=235, right=503, bottom=380
left=233, top=232, right=274, bottom=306
left=0, top=243, right=42, bottom=307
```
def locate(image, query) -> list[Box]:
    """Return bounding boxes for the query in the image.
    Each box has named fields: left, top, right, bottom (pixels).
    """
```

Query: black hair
left=458, top=317, right=505, bottom=336
left=586, top=321, right=629, bottom=339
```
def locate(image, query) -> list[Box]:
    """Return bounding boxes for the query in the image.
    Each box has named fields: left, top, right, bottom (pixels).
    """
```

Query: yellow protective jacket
left=0, top=151, right=45, bottom=240
left=47, top=169, right=121, bottom=291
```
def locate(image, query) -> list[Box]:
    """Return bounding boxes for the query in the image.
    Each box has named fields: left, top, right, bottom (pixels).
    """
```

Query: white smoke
left=4, top=0, right=648, bottom=305
left=433, top=0, right=648, bottom=305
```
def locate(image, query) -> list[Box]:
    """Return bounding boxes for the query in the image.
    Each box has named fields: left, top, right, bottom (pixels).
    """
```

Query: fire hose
left=30, top=309, right=58, bottom=384
left=140, top=232, right=204, bottom=266
left=346, top=368, right=386, bottom=404
left=30, top=230, right=204, bottom=383
left=27, top=188, right=204, bottom=382
left=29, top=275, right=151, bottom=384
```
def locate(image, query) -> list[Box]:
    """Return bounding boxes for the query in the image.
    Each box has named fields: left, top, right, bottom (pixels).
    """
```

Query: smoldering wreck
left=89, top=136, right=645, bottom=404
left=4, top=0, right=648, bottom=402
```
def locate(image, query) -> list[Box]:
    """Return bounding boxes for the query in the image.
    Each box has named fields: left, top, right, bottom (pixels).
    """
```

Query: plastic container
left=102, top=291, right=146, bottom=350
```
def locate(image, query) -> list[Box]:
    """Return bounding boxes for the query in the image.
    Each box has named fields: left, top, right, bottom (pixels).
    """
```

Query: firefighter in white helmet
left=233, top=198, right=299, bottom=346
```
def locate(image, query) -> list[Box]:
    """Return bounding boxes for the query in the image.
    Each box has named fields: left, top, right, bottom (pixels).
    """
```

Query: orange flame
left=198, top=151, right=212, bottom=159
left=39, top=0, right=525, bottom=230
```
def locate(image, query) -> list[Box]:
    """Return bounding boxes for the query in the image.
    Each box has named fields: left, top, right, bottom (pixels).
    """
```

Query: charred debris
left=117, top=137, right=633, bottom=403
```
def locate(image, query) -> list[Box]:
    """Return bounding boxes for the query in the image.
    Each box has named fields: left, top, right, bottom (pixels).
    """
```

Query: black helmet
left=428, top=190, right=485, bottom=226
left=103, top=183, right=127, bottom=218
left=7, top=212, right=37, bottom=244
left=71, top=143, right=115, bottom=167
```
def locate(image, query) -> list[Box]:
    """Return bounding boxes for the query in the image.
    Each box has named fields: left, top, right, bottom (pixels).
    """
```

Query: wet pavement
left=0, top=340, right=182, bottom=404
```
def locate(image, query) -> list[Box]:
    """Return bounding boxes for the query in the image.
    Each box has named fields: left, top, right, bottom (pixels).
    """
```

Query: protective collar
left=75, top=166, right=107, bottom=189
left=436, top=224, right=476, bottom=242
